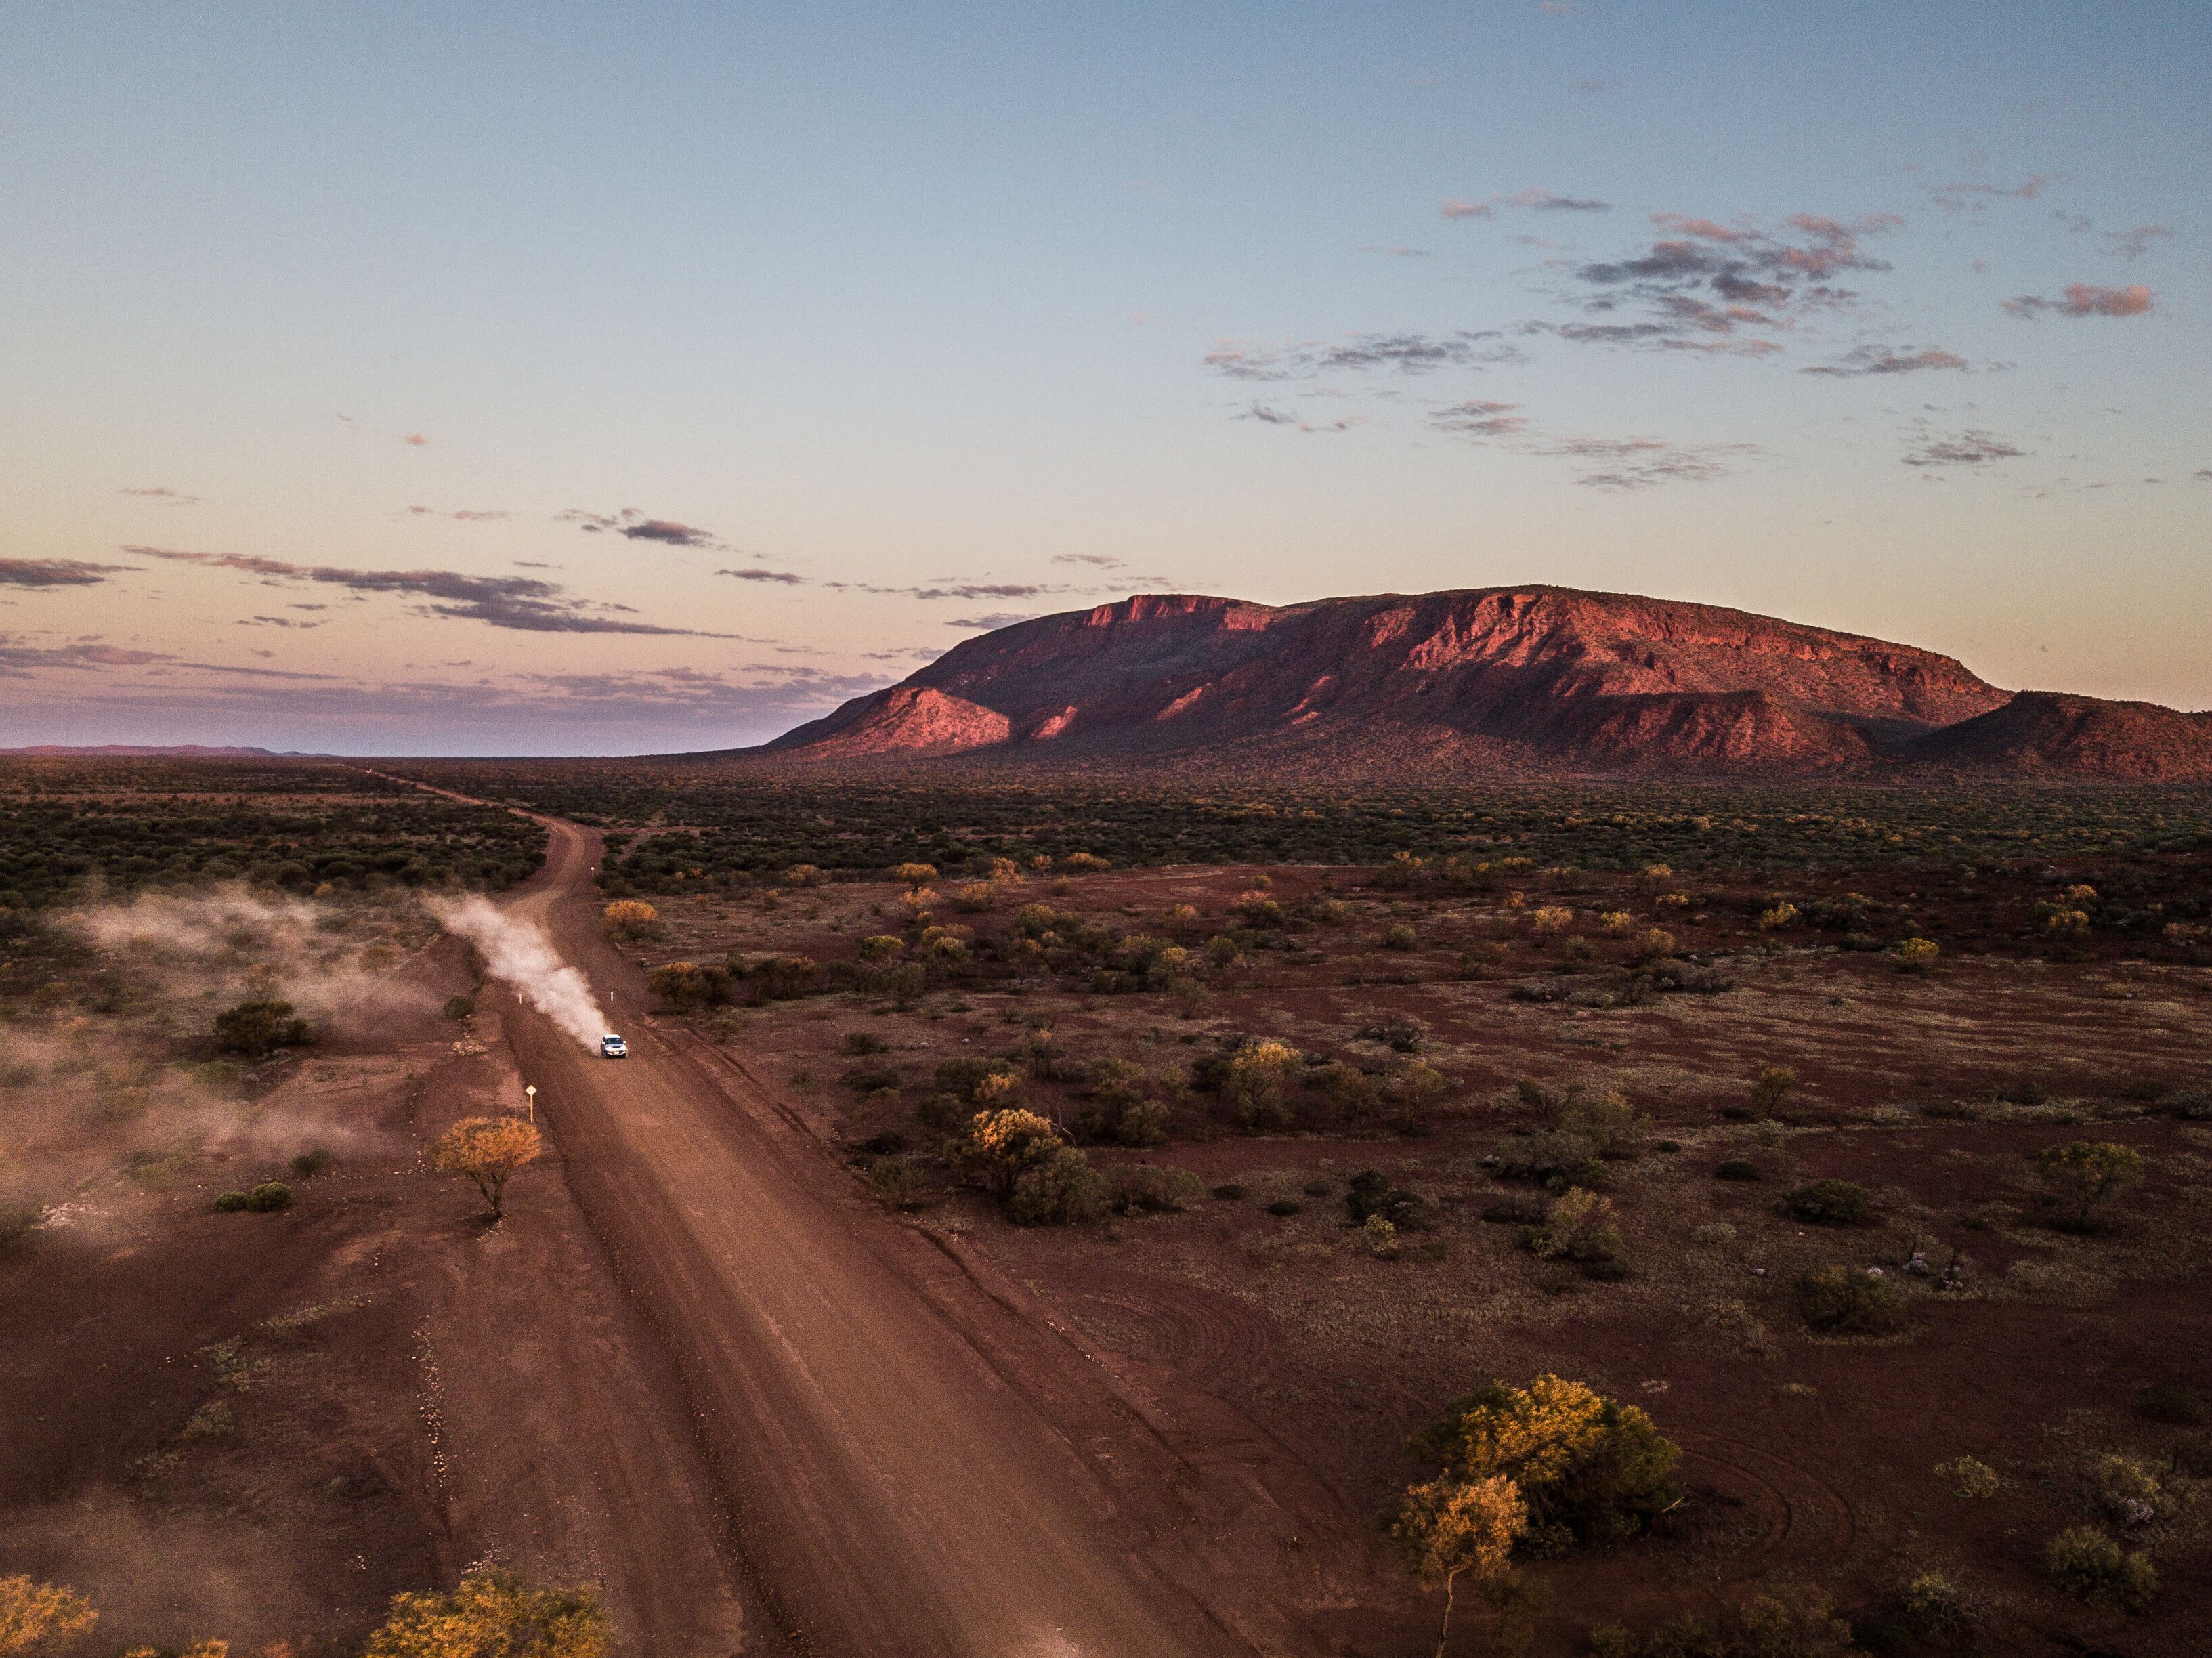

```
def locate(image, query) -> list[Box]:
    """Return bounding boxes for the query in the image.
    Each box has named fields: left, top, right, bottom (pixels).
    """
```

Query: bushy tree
left=1405, top=1375, right=1680, bottom=1549
left=2043, top=1528, right=2157, bottom=1612
left=359, top=1567, right=610, bottom=1657
left=1392, top=1474, right=1527, bottom=1658
left=1007, top=1145, right=1104, bottom=1225
left=1749, top=1066, right=1795, bottom=1115
left=599, top=899, right=660, bottom=941
left=2035, top=1141, right=2144, bottom=1231
left=431, top=1115, right=543, bottom=1219
left=211, top=999, right=310, bottom=1057
left=954, top=1108, right=1064, bottom=1199
left=0, top=1576, right=97, bottom=1655
left=1794, top=1265, right=1902, bottom=1334
left=1781, top=1179, right=1873, bottom=1226
left=1222, top=1039, right=1301, bottom=1131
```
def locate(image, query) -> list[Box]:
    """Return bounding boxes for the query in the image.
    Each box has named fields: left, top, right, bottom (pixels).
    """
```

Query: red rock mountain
left=759, top=588, right=2210, bottom=779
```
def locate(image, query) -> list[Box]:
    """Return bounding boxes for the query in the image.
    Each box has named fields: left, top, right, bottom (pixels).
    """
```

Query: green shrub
left=1934, top=1454, right=1999, bottom=1498
left=1107, top=1165, right=1205, bottom=1216
left=1554, top=1090, right=1649, bottom=1160
left=1519, top=1187, right=1625, bottom=1270
left=841, top=1030, right=889, bottom=1056
left=1748, top=1067, right=1795, bottom=1114
left=1794, top=1265, right=1902, bottom=1334
left=1897, top=1569, right=1981, bottom=1635
left=1007, top=1146, right=1105, bottom=1225
left=442, top=994, right=477, bottom=1020
left=1115, top=1099, right=1171, bottom=1147
left=212, top=999, right=311, bottom=1057
left=2042, top=1527, right=2156, bottom=1611
left=2035, top=1141, right=2144, bottom=1231
left=1714, top=1158, right=1762, bottom=1182
left=1210, top=1183, right=1247, bottom=1200
left=289, top=1148, right=331, bottom=1179
left=865, top=1155, right=927, bottom=1212
left=1344, top=1169, right=1425, bottom=1228
left=213, top=1181, right=291, bottom=1214
left=1782, top=1179, right=1874, bottom=1225
left=1265, top=1198, right=1301, bottom=1216
left=2132, top=1382, right=2209, bottom=1426
left=1405, top=1374, right=1680, bottom=1550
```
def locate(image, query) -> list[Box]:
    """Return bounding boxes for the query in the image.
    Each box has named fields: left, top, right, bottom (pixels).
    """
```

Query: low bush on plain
left=1794, top=1266, right=1902, bottom=1334
left=2042, top=1527, right=2156, bottom=1611
left=1781, top=1179, right=1873, bottom=1226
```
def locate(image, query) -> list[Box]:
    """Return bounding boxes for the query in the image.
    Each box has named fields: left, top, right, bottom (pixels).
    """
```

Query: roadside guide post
left=524, top=1083, right=537, bottom=1124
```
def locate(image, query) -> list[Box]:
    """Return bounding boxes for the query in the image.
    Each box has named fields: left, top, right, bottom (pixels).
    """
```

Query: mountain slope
left=765, top=587, right=2018, bottom=776
left=1902, top=691, right=2212, bottom=782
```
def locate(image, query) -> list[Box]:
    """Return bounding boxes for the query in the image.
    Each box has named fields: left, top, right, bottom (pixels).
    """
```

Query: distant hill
left=0, top=744, right=289, bottom=758
left=1902, top=691, right=2212, bottom=782
left=752, top=588, right=2212, bottom=781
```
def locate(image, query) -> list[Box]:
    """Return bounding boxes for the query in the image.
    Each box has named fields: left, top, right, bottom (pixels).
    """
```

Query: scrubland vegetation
left=5, top=757, right=2211, bottom=1653
left=611, top=782, right=2212, bottom=1654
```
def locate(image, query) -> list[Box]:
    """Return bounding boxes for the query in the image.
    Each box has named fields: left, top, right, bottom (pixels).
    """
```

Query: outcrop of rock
left=765, top=587, right=2039, bottom=775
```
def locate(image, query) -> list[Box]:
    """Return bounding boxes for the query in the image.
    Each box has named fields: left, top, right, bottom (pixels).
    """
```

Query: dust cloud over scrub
left=66, top=885, right=435, bottom=1031
left=429, top=895, right=604, bottom=1051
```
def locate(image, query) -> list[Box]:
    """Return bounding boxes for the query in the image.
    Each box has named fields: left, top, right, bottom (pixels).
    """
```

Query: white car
left=600, top=1034, right=628, bottom=1059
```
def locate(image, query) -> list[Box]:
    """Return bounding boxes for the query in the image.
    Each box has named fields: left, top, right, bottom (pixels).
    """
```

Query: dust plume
left=429, top=895, right=604, bottom=1050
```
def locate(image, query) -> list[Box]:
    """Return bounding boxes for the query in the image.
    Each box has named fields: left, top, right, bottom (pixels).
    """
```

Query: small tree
left=1405, top=1374, right=1680, bottom=1548
left=1222, top=1039, right=1301, bottom=1131
left=1393, top=1474, right=1527, bottom=1658
left=360, top=1567, right=610, bottom=1658
left=599, top=900, right=661, bottom=942
left=1749, top=1066, right=1796, bottom=1115
left=2036, top=1141, right=2144, bottom=1231
left=212, top=999, right=311, bottom=1057
left=954, top=1108, right=1064, bottom=1199
left=1895, top=936, right=1940, bottom=973
left=892, top=862, right=938, bottom=889
left=431, top=1116, right=544, bottom=1220
left=0, top=1576, right=97, bottom=1656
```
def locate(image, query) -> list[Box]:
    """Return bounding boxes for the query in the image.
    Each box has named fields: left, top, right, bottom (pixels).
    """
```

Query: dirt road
left=493, top=816, right=1269, bottom=1657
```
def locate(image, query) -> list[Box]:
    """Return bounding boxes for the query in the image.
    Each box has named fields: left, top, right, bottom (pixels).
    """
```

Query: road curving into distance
left=485, top=810, right=1262, bottom=1657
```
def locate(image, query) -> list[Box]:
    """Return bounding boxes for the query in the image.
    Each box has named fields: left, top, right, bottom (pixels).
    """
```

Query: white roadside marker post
left=524, top=1083, right=537, bottom=1124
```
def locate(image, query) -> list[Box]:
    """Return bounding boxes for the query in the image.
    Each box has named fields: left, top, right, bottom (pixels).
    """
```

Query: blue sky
left=1, top=1, right=2204, bottom=752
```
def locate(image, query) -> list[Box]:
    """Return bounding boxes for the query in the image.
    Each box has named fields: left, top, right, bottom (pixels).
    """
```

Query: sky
left=1, top=1, right=2205, bottom=755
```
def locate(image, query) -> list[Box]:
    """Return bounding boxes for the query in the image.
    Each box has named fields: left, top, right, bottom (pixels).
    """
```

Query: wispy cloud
left=1923, top=173, right=2058, bottom=214
left=717, top=566, right=805, bottom=584
left=1548, top=210, right=1902, bottom=352
left=404, top=505, right=512, bottom=522
left=398, top=432, right=429, bottom=447
left=1901, top=429, right=2028, bottom=467
left=126, top=548, right=737, bottom=637
left=1233, top=403, right=1370, bottom=433
left=557, top=507, right=723, bottom=548
left=115, top=486, right=201, bottom=506
left=1204, top=331, right=1523, bottom=380
left=0, top=557, right=132, bottom=588
left=1355, top=244, right=1435, bottom=259
left=944, top=612, right=1038, bottom=630
left=1431, top=400, right=1529, bottom=438
left=1426, top=404, right=1757, bottom=488
left=1441, top=187, right=1611, bottom=220
left=0, top=635, right=339, bottom=680
left=1052, top=553, right=1124, bottom=568
left=618, top=518, right=714, bottom=546
left=2001, top=282, right=2154, bottom=319
left=2101, top=224, right=2173, bottom=262
left=1801, top=345, right=1970, bottom=377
